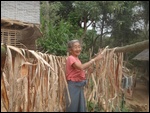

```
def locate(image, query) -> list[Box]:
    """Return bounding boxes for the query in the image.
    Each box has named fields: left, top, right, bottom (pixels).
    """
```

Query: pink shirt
left=66, top=55, right=86, bottom=81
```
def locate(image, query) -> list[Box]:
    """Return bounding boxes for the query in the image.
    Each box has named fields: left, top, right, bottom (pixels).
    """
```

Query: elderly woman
left=65, top=39, right=105, bottom=112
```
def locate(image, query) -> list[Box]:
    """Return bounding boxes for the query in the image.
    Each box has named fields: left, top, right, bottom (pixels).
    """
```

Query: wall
left=1, top=1, right=40, bottom=24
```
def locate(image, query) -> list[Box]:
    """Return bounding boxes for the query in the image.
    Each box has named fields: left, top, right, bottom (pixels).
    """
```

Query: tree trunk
left=112, top=40, right=149, bottom=53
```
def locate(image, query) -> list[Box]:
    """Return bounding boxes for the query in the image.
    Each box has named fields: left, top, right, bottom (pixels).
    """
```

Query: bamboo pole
left=113, top=40, right=149, bottom=53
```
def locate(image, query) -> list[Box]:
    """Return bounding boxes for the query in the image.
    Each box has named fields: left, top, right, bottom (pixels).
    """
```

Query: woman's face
left=70, top=42, right=82, bottom=57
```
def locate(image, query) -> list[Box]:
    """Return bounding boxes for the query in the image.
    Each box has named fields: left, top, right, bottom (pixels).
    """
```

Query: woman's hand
left=94, top=53, right=104, bottom=61
left=93, top=46, right=108, bottom=61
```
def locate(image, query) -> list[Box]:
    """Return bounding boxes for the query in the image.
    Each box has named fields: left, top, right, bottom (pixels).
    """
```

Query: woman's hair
left=67, top=39, right=80, bottom=49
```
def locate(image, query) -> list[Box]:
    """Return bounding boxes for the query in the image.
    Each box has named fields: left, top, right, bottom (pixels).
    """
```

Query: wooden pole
left=112, top=40, right=149, bottom=53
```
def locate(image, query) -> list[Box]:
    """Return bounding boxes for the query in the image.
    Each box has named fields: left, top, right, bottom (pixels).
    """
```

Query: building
left=1, top=1, right=42, bottom=50
left=133, top=49, right=149, bottom=61
left=133, top=49, right=149, bottom=84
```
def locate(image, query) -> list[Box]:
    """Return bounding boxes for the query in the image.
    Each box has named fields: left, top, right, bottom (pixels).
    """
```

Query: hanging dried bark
left=1, top=44, right=126, bottom=112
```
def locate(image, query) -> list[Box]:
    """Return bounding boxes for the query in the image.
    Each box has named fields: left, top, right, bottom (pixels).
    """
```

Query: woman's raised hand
left=94, top=53, right=104, bottom=61
left=94, top=46, right=108, bottom=61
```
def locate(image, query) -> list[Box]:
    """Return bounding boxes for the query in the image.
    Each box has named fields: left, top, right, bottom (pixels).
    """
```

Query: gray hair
left=67, top=39, right=80, bottom=49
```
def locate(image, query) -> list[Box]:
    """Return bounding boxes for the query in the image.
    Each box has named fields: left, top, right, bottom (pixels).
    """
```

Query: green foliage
left=73, top=1, right=99, bottom=18
left=37, top=20, right=82, bottom=56
left=79, top=52, right=89, bottom=63
left=138, top=1, right=149, bottom=24
left=82, top=29, right=100, bottom=57
left=111, top=1, right=140, bottom=47
left=37, top=1, right=85, bottom=56
left=119, top=101, right=130, bottom=112
left=87, top=101, right=101, bottom=112
left=58, top=1, right=74, bottom=20
left=121, top=106, right=130, bottom=112
left=40, top=1, right=62, bottom=25
left=38, top=1, right=148, bottom=60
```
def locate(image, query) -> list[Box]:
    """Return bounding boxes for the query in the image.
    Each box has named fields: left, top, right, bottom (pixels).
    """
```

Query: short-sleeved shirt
left=66, top=55, right=86, bottom=81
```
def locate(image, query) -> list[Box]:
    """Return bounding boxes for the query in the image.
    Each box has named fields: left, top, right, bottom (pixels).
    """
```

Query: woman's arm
left=72, top=58, right=96, bottom=70
left=72, top=52, right=105, bottom=70
left=72, top=46, right=108, bottom=70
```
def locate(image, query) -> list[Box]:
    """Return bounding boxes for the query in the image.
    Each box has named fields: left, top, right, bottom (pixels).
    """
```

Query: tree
left=94, top=1, right=115, bottom=47
left=37, top=1, right=84, bottom=55
left=139, top=1, right=149, bottom=25
left=111, top=1, right=139, bottom=47
left=67, top=1, right=100, bottom=41
left=58, top=1, right=74, bottom=20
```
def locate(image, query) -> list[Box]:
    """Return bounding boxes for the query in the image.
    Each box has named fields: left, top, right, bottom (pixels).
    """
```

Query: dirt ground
left=125, top=77, right=149, bottom=112
left=1, top=76, right=149, bottom=112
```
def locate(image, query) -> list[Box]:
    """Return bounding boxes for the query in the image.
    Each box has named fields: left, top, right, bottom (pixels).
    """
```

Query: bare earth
left=125, top=77, right=149, bottom=112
